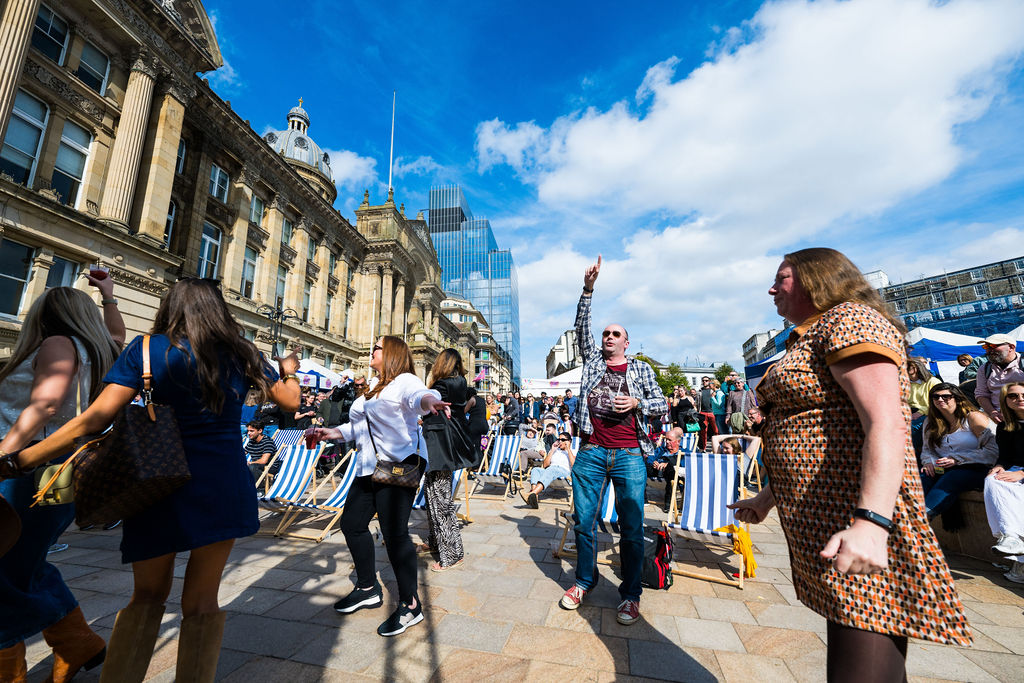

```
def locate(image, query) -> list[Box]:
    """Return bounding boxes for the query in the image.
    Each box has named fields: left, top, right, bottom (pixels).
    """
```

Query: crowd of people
left=2, top=247, right=1024, bottom=682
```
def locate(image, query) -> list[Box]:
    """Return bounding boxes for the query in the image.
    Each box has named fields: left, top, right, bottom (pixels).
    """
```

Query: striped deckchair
left=412, top=468, right=471, bottom=522
left=515, top=436, right=576, bottom=506
left=257, top=444, right=322, bottom=516
left=272, top=428, right=306, bottom=447
left=664, top=450, right=748, bottom=588
left=469, top=434, right=521, bottom=499
left=553, top=480, right=617, bottom=560
left=273, top=451, right=357, bottom=542
left=710, top=434, right=762, bottom=498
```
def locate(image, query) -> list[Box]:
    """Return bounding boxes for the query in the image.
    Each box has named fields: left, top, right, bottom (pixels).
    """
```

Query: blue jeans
left=714, top=414, right=728, bottom=435
left=571, top=445, right=646, bottom=601
left=920, top=465, right=988, bottom=518
left=531, top=464, right=570, bottom=489
left=0, top=465, right=78, bottom=648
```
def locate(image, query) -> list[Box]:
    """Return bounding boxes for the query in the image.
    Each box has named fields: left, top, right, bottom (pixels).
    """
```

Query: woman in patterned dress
left=729, top=248, right=970, bottom=682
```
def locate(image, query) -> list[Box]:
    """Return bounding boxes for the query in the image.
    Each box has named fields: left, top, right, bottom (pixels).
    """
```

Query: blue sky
left=203, top=0, right=1024, bottom=378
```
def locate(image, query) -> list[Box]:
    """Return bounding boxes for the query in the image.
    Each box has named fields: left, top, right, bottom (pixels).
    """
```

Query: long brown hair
left=999, top=382, right=1024, bottom=432
left=784, top=248, right=907, bottom=335
left=428, top=348, right=465, bottom=388
left=364, top=335, right=415, bottom=400
left=924, top=383, right=979, bottom=449
left=151, top=278, right=273, bottom=413
left=0, top=287, right=119, bottom=401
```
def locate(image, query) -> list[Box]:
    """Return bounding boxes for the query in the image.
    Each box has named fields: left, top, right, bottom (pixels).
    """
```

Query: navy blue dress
left=103, top=335, right=277, bottom=563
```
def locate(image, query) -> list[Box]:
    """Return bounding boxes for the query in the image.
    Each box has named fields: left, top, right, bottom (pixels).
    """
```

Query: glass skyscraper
left=429, top=186, right=521, bottom=385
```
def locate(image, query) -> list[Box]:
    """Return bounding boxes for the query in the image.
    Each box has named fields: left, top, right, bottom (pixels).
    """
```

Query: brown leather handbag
left=365, top=412, right=423, bottom=488
left=33, top=335, right=191, bottom=526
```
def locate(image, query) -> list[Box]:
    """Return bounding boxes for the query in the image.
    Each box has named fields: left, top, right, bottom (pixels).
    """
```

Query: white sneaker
left=992, top=534, right=1024, bottom=557
left=1004, top=561, right=1024, bottom=584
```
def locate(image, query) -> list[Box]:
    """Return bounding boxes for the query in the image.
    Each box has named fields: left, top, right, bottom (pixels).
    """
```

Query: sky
left=202, top=0, right=1024, bottom=378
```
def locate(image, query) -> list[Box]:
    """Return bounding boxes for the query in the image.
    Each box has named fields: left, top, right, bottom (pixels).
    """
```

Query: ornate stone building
left=0, top=0, right=477, bottom=382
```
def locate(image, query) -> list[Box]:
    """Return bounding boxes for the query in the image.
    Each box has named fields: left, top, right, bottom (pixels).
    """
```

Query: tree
left=714, top=363, right=735, bottom=384
left=635, top=355, right=690, bottom=397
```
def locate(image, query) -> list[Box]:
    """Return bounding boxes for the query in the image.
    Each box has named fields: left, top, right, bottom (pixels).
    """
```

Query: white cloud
left=323, top=149, right=379, bottom=193
left=495, top=0, right=1024, bottom=377
left=392, top=155, right=441, bottom=178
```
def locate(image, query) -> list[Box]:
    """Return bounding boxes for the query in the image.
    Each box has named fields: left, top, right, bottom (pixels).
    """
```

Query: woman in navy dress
left=8, top=279, right=300, bottom=682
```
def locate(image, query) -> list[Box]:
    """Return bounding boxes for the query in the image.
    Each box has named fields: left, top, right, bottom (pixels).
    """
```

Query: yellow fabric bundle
left=714, top=524, right=757, bottom=578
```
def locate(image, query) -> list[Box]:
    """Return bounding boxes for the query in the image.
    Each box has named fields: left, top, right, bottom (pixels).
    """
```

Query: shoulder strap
left=142, top=335, right=156, bottom=421
left=364, top=408, right=380, bottom=457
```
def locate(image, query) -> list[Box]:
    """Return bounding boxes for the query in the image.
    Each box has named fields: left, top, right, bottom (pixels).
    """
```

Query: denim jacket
left=573, top=293, right=667, bottom=456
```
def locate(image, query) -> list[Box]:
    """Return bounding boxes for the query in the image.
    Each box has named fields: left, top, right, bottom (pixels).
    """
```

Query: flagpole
left=388, top=90, right=396, bottom=191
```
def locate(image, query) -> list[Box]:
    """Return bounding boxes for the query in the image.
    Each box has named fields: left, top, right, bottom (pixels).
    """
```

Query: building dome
left=263, top=99, right=333, bottom=183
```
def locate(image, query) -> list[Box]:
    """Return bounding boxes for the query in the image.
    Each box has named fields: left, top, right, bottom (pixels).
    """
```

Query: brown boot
left=42, top=606, right=106, bottom=683
left=0, top=641, right=27, bottom=683
left=98, top=602, right=165, bottom=683
left=175, top=611, right=226, bottom=683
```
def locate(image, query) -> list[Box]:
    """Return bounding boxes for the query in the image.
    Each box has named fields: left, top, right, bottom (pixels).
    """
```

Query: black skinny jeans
left=340, top=470, right=419, bottom=604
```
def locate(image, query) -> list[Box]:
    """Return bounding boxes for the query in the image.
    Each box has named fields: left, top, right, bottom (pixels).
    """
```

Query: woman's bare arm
left=0, top=336, right=78, bottom=454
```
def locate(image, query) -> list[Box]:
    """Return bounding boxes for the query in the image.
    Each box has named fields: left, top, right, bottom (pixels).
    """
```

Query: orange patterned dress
left=757, top=301, right=971, bottom=645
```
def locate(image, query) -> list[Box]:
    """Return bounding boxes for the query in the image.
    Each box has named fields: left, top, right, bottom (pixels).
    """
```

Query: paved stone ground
left=21, top=488, right=1024, bottom=682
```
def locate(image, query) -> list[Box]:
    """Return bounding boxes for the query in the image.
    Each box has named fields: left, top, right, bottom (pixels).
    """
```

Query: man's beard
left=989, top=349, right=1012, bottom=365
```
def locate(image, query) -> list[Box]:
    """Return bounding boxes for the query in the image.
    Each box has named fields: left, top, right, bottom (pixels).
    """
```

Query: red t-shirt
left=587, top=362, right=638, bottom=448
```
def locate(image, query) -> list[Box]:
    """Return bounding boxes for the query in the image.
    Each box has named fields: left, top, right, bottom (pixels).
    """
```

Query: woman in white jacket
left=313, top=336, right=447, bottom=637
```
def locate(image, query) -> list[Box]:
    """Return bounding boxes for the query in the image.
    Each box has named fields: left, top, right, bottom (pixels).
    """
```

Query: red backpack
left=641, top=527, right=674, bottom=589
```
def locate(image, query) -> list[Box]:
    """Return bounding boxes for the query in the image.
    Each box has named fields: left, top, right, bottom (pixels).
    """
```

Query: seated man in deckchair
left=522, top=432, right=575, bottom=508
left=646, top=426, right=684, bottom=512
left=245, top=420, right=278, bottom=482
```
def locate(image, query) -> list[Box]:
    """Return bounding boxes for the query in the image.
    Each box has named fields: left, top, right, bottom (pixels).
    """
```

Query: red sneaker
left=559, top=585, right=586, bottom=610
left=616, top=599, right=640, bottom=625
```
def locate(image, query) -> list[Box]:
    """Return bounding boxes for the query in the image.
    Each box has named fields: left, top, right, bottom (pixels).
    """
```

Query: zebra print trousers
left=423, top=469, right=464, bottom=567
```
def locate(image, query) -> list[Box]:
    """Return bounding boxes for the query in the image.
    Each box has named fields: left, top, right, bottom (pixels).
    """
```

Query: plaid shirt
left=573, top=293, right=667, bottom=456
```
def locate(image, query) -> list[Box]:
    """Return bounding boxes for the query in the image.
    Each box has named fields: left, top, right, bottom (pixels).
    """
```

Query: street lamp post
left=255, top=303, right=301, bottom=358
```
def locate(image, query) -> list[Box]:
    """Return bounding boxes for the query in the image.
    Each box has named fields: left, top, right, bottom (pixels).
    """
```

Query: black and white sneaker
left=376, top=600, right=423, bottom=636
left=334, top=583, right=383, bottom=614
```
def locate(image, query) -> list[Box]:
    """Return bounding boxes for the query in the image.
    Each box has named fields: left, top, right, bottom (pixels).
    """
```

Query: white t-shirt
left=548, top=447, right=571, bottom=472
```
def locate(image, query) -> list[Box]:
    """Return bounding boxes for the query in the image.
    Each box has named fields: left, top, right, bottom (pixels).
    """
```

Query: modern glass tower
left=428, top=186, right=521, bottom=385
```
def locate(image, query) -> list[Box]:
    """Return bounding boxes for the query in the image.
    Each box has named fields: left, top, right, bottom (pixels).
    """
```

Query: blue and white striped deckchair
left=272, top=428, right=306, bottom=447
left=412, top=468, right=470, bottom=522
left=273, top=451, right=357, bottom=542
left=553, top=480, right=617, bottom=560
left=469, top=434, right=521, bottom=499
left=257, top=444, right=322, bottom=515
left=664, top=451, right=747, bottom=588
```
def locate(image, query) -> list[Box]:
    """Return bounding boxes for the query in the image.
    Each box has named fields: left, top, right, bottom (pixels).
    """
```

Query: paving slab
left=37, top=498, right=1024, bottom=682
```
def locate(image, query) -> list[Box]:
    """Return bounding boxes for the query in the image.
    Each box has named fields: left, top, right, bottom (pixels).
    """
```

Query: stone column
left=0, top=0, right=42, bottom=144
left=100, top=52, right=157, bottom=227
left=21, top=248, right=54, bottom=315
left=359, top=266, right=381, bottom=342
left=391, top=276, right=406, bottom=337
left=424, top=305, right=434, bottom=338
left=134, top=76, right=193, bottom=243
left=286, top=220, right=310, bottom=313
left=255, top=194, right=286, bottom=303
left=221, top=167, right=255, bottom=294
left=379, top=266, right=394, bottom=336
left=333, top=257, right=350, bottom=337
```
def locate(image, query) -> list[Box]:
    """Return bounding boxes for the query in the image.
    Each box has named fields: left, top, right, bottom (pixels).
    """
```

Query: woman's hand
left=994, top=469, right=1024, bottom=483
left=934, top=457, right=956, bottom=469
left=276, top=348, right=300, bottom=377
left=922, top=462, right=935, bottom=478
left=727, top=486, right=775, bottom=524
left=317, top=426, right=344, bottom=441
left=820, top=520, right=889, bottom=575
left=85, top=270, right=115, bottom=298
left=421, top=395, right=451, bottom=415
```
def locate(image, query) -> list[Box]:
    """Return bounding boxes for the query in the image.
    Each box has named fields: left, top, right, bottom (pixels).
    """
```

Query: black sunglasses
left=602, top=330, right=623, bottom=338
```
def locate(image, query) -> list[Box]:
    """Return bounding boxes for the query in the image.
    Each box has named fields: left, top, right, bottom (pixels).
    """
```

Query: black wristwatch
left=0, top=452, right=24, bottom=479
left=853, top=508, right=894, bottom=533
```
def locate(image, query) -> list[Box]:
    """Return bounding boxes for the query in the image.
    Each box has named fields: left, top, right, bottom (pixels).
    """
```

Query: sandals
left=429, top=557, right=465, bottom=572
left=415, top=542, right=434, bottom=554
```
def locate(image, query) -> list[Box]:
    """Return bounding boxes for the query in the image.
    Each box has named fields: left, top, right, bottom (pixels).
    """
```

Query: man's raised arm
left=575, top=255, right=601, bottom=358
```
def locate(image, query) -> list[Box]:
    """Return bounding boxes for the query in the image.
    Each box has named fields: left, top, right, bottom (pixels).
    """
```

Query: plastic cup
left=304, top=428, right=320, bottom=450
left=89, top=264, right=109, bottom=280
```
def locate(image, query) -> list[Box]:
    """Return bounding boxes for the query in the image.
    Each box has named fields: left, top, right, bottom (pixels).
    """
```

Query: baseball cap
left=978, top=334, right=1016, bottom=346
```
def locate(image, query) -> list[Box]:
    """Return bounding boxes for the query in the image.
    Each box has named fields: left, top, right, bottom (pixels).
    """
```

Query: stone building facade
left=0, top=0, right=477, bottom=383
left=441, top=295, right=512, bottom=394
